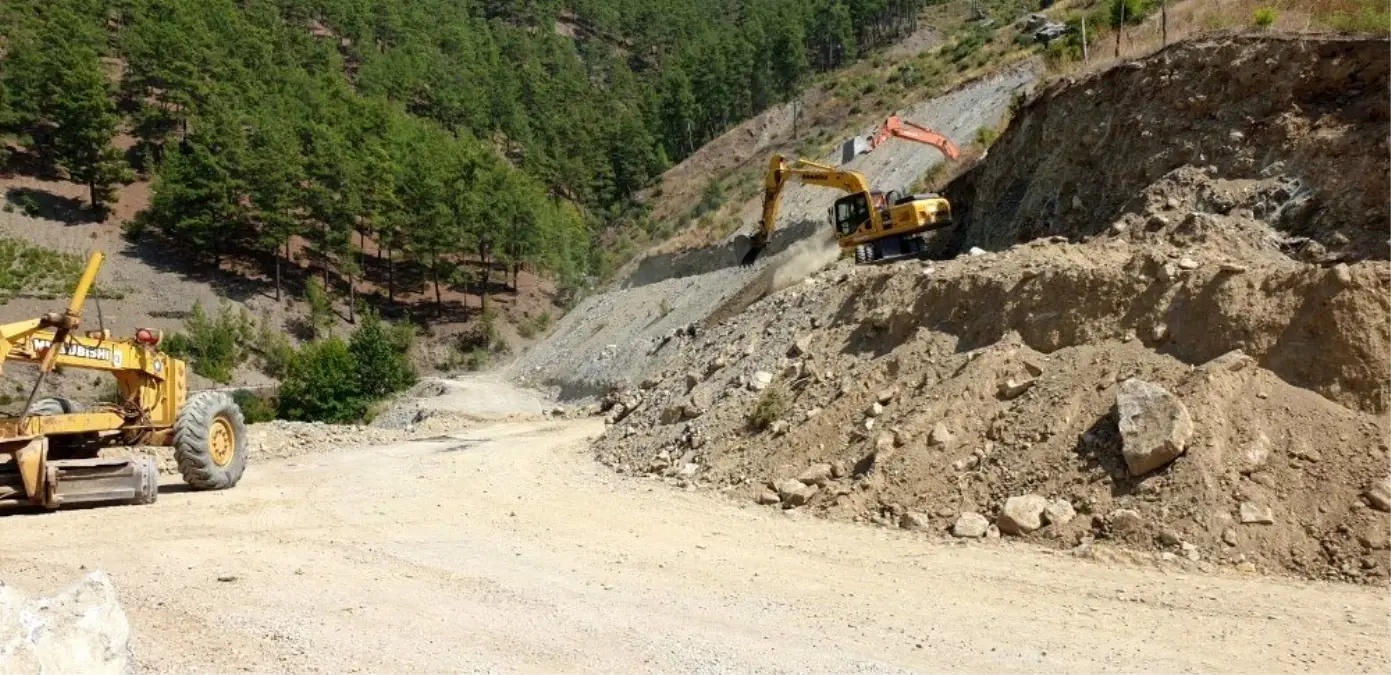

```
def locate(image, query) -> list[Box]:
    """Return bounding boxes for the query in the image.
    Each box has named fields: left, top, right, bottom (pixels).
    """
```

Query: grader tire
left=174, top=391, right=247, bottom=490
left=27, top=397, right=84, bottom=416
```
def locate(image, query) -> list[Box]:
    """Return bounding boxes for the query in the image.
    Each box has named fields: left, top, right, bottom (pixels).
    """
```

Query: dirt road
left=0, top=417, right=1385, bottom=674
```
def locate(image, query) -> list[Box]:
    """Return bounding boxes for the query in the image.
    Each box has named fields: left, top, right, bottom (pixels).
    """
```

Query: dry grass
left=1044, top=0, right=1388, bottom=79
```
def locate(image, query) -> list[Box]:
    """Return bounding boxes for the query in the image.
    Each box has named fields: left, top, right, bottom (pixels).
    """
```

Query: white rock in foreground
left=0, top=571, right=134, bottom=675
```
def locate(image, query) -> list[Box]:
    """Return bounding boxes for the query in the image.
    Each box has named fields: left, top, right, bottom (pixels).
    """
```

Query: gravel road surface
left=0, top=417, right=1385, bottom=674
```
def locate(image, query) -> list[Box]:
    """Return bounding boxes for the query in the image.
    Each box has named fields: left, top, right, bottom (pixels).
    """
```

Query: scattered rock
left=968, top=246, right=987, bottom=256
left=876, top=387, right=899, bottom=405
left=997, top=494, right=1048, bottom=535
left=1363, top=477, right=1391, bottom=512
left=899, top=512, right=931, bottom=530
left=866, top=402, right=884, bottom=418
left=866, top=307, right=893, bottom=330
left=1146, top=214, right=1170, bottom=230
left=685, top=371, right=702, bottom=390
left=749, top=371, right=774, bottom=392
left=1109, top=508, right=1145, bottom=533
left=769, top=420, right=790, bottom=436
left=830, top=461, right=848, bottom=479
left=796, top=463, right=834, bottom=487
left=1177, top=257, right=1200, bottom=270
left=756, top=490, right=781, bottom=505
left=1222, top=528, right=1239, bottom=546
left=1239, top=502, right=1274, bottom=525
left=1116, top=378, right=1194, bottom=476
left=1158, top=529, right=1182, bottom=547
left=1333, top=263, right=1354, bottom=286
left=997, top=377, right=1036, bottom=400
left=1043, top=499, right=1076, bottom=526
left=986, top=525, right=1001, bottom=539
left=952, top=512, right=990, bottom=538
left=928, top=422, right=954, bottom=447
left=1240, top=433, right=1271, bottom=474
left=803, top=407, right=822, bottom=421
left=1289, top=443, right=1321, bottom=463
left=1219, top=262, right=1248, bottom=273
left=1201, top=349, right=1253, bottom=372
left=777, top=479, right=818, bottom=507
left=217, top=574, right=238, bottom=583
left=788, top=335, right=813, bottom=357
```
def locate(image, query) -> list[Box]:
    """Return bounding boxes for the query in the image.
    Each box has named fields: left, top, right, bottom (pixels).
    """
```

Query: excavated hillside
left=586, top=33, right=1391, bottom=585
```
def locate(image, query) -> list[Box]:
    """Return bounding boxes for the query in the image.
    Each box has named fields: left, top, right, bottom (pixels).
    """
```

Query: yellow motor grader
left=0, top=251, right=248, bottom=509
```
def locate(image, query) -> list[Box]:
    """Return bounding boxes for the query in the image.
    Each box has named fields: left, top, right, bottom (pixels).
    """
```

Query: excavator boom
left=741, top=153, right=873, bottom=265
left=868, top=115, right=961, bottom=161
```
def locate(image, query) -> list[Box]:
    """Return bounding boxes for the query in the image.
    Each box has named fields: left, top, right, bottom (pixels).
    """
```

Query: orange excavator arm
left=868, top=115, right=961, bottom=161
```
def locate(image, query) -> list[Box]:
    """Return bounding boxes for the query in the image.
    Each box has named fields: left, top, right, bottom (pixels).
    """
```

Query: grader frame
left=0, top=251, right=248, bottom=509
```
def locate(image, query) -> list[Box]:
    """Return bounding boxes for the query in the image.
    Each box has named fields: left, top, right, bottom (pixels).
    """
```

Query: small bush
left=695, top=178, right=725, bottom=217
left=975, top=126, right=1000, bottom=147
left=276, top=337, right=365, bottom=423
left=253, top=321, right=296, bottom=378
left=1253, top=7, right=1277, bottom=27
left=232, top=389, right=277, bottom=423
left=748, top=384, right=788, bottom=430
left=349, top=309, right=416, bottom=399
left=516, top=311, right=553, bottom=339
left=166, top=301, right=255, bottom=383
left=304, top=277, right=334, bottom=338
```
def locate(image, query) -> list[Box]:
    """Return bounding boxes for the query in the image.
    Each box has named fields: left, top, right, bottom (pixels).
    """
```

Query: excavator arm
left=741, top=153, right=872, bottom=265
left=867, top=115, right=961, bottom=161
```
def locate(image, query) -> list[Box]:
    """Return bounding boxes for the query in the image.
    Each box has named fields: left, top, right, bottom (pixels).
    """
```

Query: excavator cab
left=832, top=192, right=873, bottom=237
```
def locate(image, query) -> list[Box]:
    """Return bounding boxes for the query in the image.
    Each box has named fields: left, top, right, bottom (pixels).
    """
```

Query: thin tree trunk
left=1161, top=0, right=1167, bottom=45
left=274, top=246, right=282, bottom=302
left=432, top=258, right=443, bottom=317
left=387, top=247, right=395, bottom=306
left=1115, top=1, right=1124, bottom=58
left=348, top=269, right=355, bottom=324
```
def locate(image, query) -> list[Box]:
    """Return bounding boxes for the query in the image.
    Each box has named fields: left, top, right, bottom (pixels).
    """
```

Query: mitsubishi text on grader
left=0, top=251, right=248, bottom=510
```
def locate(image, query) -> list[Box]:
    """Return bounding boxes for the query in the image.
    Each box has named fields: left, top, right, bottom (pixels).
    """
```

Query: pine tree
left=3, top=7, right=127, bottom=213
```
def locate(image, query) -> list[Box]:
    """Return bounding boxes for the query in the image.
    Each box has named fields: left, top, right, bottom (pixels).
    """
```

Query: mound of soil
left=589, top=34, right=1390, bottom=585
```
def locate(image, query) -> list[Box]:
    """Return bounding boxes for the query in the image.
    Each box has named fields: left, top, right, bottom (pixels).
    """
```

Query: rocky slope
left=509, top=64, right=1040, bottom=398
left=583, top=33, right=1391, bottom=584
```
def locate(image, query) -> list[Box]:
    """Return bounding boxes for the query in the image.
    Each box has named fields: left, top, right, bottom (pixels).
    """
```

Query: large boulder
left=997, top=494, right=1048, bottom=535
left=0, top=571, right=134, bottom=674
left=1116, top=378, right=1194, bottom=476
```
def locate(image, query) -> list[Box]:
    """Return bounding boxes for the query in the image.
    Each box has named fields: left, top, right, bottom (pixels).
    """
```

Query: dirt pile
left=589, top=34, right=1390, bottom=585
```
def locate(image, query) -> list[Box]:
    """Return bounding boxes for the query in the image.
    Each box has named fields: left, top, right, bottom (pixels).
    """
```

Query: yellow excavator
left=0, top=251, right=248, bottom=509
left=740, top=153, right=954, bottom=266
left=740, top=115, right=961, bottom=266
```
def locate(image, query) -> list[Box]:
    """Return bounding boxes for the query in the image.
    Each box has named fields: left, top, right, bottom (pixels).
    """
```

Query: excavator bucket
left=738, top=232, right=768, bottom=266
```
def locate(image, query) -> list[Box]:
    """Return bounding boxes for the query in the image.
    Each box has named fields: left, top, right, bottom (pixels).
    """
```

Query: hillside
left=0, top=0, right=949, bottom=411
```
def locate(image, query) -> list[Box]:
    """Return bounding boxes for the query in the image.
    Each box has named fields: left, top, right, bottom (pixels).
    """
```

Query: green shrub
left=349, top=309, right=416, bottom=399
left=304, top=277, right=334, bottom=338
left=232, top=389, right=277, bottom=423
left=975, top=126, right=1000, bottom=147
left=276, top=337, right=365, bottom=423
left=748, top=384, right=788, bottom=430
left=516, top=310, right=553, bottom=339
left=1253, top=7, right=1277, bottom=27
left=167, top=301, right=255, bottom=383
left=254, top=321, right=296, bottom=379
